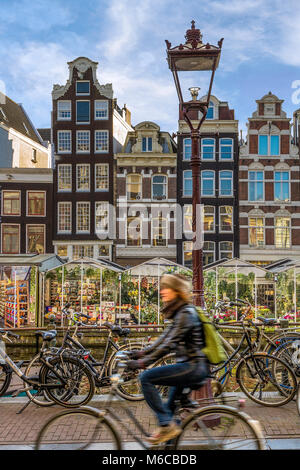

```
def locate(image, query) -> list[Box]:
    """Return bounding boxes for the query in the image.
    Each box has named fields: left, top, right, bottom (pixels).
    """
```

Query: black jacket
left=141, top=302, right=205, bottom=367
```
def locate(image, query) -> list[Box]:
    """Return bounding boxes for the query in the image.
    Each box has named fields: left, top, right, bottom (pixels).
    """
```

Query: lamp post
left=166, top=21, right=223, bottom=308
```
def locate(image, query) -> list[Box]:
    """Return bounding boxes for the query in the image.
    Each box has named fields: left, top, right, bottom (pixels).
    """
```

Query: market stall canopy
left=125, top=257, right=191, bottom=277
left=0, top=254, right=65, bottom=271
left=204, top=257, right=270, bottom=278
left=43, top=257, right=124, bottom=273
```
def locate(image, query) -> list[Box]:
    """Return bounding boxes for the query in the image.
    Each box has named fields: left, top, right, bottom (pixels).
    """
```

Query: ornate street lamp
left=166, top=21, right=223, bottom=308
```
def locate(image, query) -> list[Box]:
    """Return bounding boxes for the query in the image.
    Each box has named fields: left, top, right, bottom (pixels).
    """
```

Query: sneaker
left=147, top=421, right=181, bottom=445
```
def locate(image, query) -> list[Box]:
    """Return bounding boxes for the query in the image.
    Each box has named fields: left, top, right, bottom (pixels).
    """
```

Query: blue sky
left=1, top=0, right=300, bottom=135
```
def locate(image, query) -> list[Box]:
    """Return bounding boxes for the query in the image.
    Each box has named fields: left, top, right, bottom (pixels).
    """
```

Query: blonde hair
left=160, top=273, right=192, bottom=302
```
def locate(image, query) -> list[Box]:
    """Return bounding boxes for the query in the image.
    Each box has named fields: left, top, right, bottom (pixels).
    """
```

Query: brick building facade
left=115, top=121, right=177, bottom=267
left=239, top=92, right=300, bottom=264
left=176, top=95, right=239, bottom=268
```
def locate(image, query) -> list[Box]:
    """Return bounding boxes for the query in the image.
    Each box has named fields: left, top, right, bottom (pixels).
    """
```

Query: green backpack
left=196, top=307, right=226, bottom=365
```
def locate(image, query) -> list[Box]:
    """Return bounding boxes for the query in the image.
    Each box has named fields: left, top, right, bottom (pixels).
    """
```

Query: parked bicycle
left=210, top=299, right=297, bottom=406
left=35, top=351, right=267, bottom=451
left=0, top=328, right=95, bottom=409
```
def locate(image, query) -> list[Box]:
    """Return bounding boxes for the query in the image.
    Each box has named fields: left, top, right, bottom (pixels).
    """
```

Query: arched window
left=219, top=170, right=233, bottom=196
left=219, top=206, right=233, bottom=232
left=206, top=101, right=215, bottom=119
left=201, top=138, right=215, bottom=160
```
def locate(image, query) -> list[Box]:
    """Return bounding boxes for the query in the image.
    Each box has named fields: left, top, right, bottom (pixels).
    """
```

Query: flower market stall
left=42, top=257, right=124, bottom=327
left=203, top=258, right=274, bottom=320
left=124, top=257, right=192, bottom=325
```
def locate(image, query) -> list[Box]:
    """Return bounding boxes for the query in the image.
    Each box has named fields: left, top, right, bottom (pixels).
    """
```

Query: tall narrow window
left=27, top=225, right=45, bottom=254
left=76, top=101, right=90, bottom=123
left=142, top=137, right=152, bottom=152
left=219, top=170, right=233, bottom=196
left=95, top=164, right=109, bottom=191
left=2, top=191, right=20, bottom=215
left=275, top=217, right=291, bottom=248
left=76, top=202, right=90, bottom=233
left=152, top=175, right=167, bottom=200
left=274, top=171, right=289, bottom=202
left=57, top=131, right=71, bottom=153
left=58, top=165, right=72, bottom=192
left=183, top=241, right=193, bottom=268
left=27, top=192, right=45, bottom=216
left=152, top=213, right=167, bottom=246
left=220, top=206, right=233, bottom=232
left=259, top=135, right=280, bottom=156
left=95, top=130, right=109, bottom=153
left=201, top=138, right=215, bottom=160
left=220, top=138, right=233, bottom=160
left=76, top=131, right=90, bottom=152
left=76, top=164, right=90, bottom=192
left=204, top=206, right=215, bottom=232
left=58, top=202, right=71, bottom=233
left=248, top=171, right=264, bottom=201
left=183, top=205, right=193, bottom=235
left=127, top=174, right=142, bottom=200
left=219, top=241, right=233, bottom=259
left=127, top=214, right=141, bottom=246
left=203, top=241, right=215, bottom=265
left=2, top=225, right=20, bottom=254
left=249, top=217, right=264, bottom=247
left=183, top=170, right=192, bottom=197
left=57, top=101, right=71, bottom=120
left=183, top=138, right=191, bottom=160
left=201, top=171, right=215, bottom=196
left=95, top=202, right=109, bottom=238
left=206, top=101, right=214, bottom=119
left=95, top=100, right=108, bottom=119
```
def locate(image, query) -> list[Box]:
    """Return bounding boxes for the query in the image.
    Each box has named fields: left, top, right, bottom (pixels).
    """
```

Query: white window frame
left=219, top=241, right=233, bottom=259
left=275, top=217, right=291, bottom=249
left=201, top=170, right=215, bottom=197
left=152, top=174, right=167, bottom=200
left=274, top=171, right=290, bottom=202
left=95, top=130, right=109, bottom=153
left=26, top=224, right=46, bottom=254
left=127, top=174, right=142, bottom=201
left=151, top=213, right=168, bottom=247
left=258, top=134, right=280, bottom=156
left=95, top=100, right=109, bottom=120
left=126, top=213, right=142, bottom=246
left=76, top=130, right=90, bottom=153
left=203, top=241, right=215, bottom=264
left=219, top=138, right=234, bottom=161
left=219, top=206, right=233, bottom=233
left=58, top=164, right=72, bottom=192
left=248, top=171, right=264, bottom=202
left=76, top=164, right=90, bottom=192
left=57, top=100, right=71, bottom=120
left=183, top=170, right=192, bottom=197
left=95, top=202, right=109, bottom=238
left=183, top=241, right=193, bottom=267
left=95, top=164, right=109, bottom=192
left=142, top=136, right=153, bottom=152
left=249, top=217, right=265, bottom=248
left=219, top=170, right=233, bottom=197
left=57, top=130, right=71, bottom=153
left=26, top=190, right=46, bottom=217
left=76, top=80, right=90, bottom=96
left=76, top=100, right=90, bottom=124
left=57, top=202, right=72, bottom=234
left=2, top=190, right=21, bottom=216
left=1, top=224, right=20, bottom=254
left=76, top=202, right=90, bottom=234
left=204, top=206, right=215, bottom=233
left=183, top=138, right=191, bottom=160
left=201, top=138, right=215, bottom=161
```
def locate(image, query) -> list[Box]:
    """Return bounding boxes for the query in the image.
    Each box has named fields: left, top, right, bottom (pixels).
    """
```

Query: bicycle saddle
left=35, top=330, right=57, bottom=341
left=257, top=316, right=277, bottom=326
left=103, top=322, right=130, bottom=337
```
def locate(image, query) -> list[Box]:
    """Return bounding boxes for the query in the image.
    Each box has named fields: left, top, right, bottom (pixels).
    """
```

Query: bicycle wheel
left=108, top=342, right=145, bottom=401
left=39, top=356, right=95, bottom=407
left=174, top=405, right=266, bottom=450
left=0, top=364, right=12, bottom=397
left=273, top=339, right=300, bottom=378
left=236, top=353, right=297, bottom=406
left=35, top=406, right=121, bottom=450
left=24, top=354, right=56, bottom=406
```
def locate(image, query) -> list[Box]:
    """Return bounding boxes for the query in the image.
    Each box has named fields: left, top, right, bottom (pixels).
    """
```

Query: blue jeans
left=139, top=360, right=208, bottom=426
